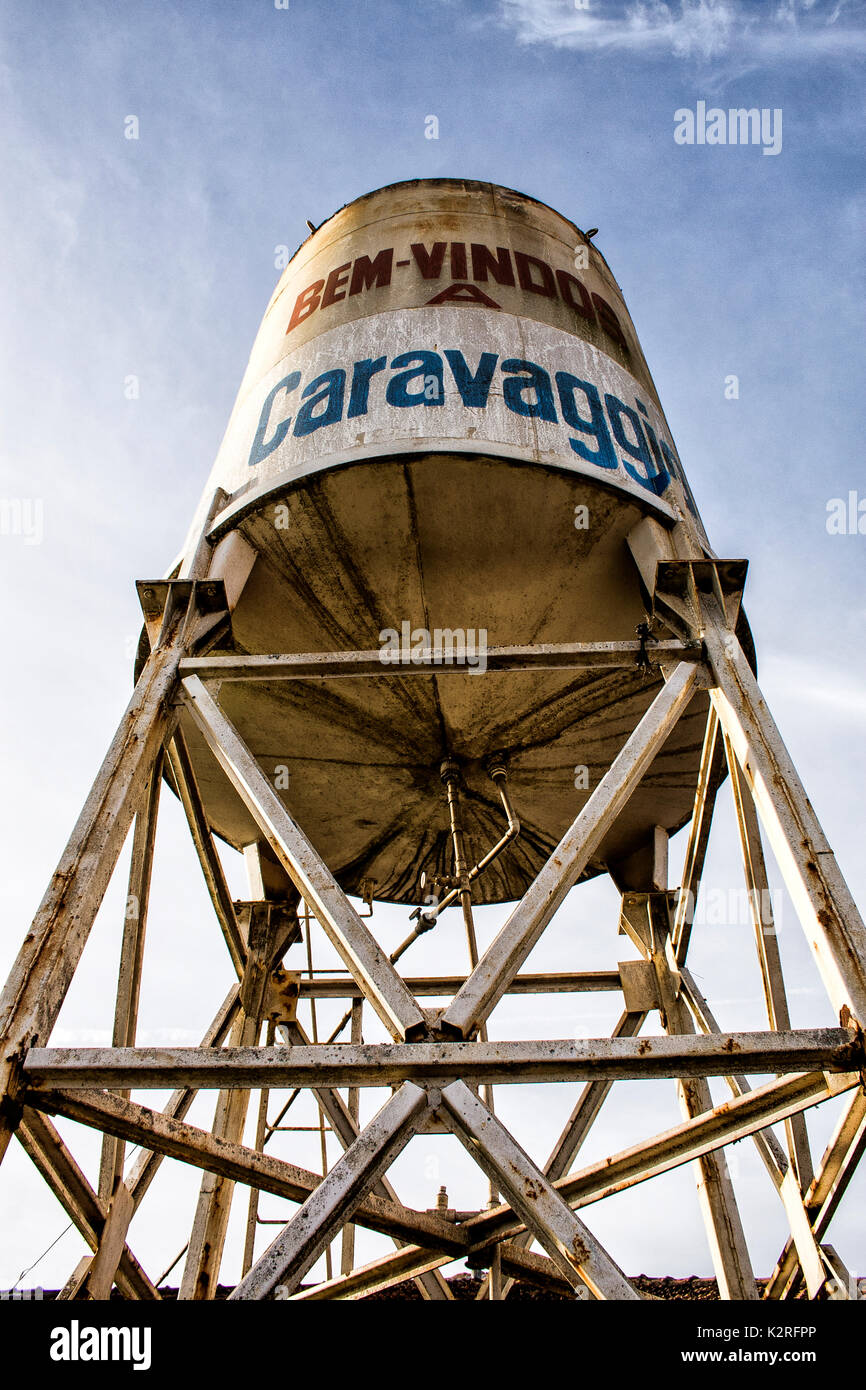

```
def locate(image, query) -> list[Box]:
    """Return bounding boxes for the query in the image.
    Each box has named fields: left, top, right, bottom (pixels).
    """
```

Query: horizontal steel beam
left=273, top=1070, right=859, bottom=1301
left=323, top=1070, right=857, bottom=1299
left=299, top=971, right=623, bottom=999
left=179, top=640, right=700, bottom=683
left=23, top=1029, right=862, bottom=1090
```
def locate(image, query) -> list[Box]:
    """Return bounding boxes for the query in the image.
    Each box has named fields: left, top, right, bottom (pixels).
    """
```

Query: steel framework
left=1, top=510, right=865, bottom=1302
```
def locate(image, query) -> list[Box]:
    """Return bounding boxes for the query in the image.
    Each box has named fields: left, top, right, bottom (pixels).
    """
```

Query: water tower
left=2, top=179, right=864, bottom=1302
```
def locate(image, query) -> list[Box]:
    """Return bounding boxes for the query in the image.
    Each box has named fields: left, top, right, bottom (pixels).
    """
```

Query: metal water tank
left=162, top=178, right=727, bottom=905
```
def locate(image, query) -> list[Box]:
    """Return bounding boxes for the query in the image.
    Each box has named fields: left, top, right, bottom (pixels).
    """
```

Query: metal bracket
left=651, top=559, right=748, bottom=642
left=136, top=578, right=230, bottom=653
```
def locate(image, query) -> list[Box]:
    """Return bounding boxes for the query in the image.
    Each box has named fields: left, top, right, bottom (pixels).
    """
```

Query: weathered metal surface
left=296, top=970, right=623, bottom=998
left=183, top=180, right=704, bottom=539
left=288, top=1068, right=854, bottom=1300
left=704, top=592, right=866, bottom=1028
left=145, top=180, right=725, bottom=906
left=28, top=1086, right=465, bottom=1255
left=23, top=1028, right=861, bottom=1089
left=440, top=660, right=702, bottom=1037
left=440, top=1079, right=639, bottom=1299
left=229, top=1082, right=431, bottom=1299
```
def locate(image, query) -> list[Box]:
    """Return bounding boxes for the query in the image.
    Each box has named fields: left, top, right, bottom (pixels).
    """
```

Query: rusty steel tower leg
left=0, top=587, right=209, bottom=1169
left=724, top=734, right=815, bottom=1193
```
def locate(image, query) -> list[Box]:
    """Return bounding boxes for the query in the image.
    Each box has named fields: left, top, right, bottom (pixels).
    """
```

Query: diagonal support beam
left=724, top=735, right=814, bottom=1192
left=646, top=907, right=757, bottom=1300
left=289, top=1244, right=454, bottom=1301
left=702, top=593, right=866, bottom=1027
left=98, top=753, right=163, bottom=1210
left=25, top=1085, right=466, bottom=1255
left=679, top=967, right=828, bottom=1297
left=127, top=987, right=239, bottom=1207
left=260, top=1068, right=857, bottom=1300
left=166, top=731, right=247, bottom=978
left=16, top=1108, right=159, bottom=1300
left=229, top=1083, right=431, bottom=1299
left=180, top=675, right=427, bottom=1043
left=440, top=661, right=702, bottom=1040
left=282, top=1020, right=452, bottom=1300
left=673, top=706, right=725, bottom=963
left=440, top=1080, right=640, bottom=1299
left=181, top=905, right=279, bottom=1300
left=765, top=1086, right=866, bottom=1299
left=0, top=623, right=188, bottom=1165
left=488, top=1009, right=647, bottom=1301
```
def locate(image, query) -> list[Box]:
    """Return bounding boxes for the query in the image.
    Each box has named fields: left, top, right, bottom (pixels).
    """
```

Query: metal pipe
left=401, top=758, right=520, bottom=948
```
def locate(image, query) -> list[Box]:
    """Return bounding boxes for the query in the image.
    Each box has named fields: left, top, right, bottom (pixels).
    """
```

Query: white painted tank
left=156, top=179, right=733, bottom=904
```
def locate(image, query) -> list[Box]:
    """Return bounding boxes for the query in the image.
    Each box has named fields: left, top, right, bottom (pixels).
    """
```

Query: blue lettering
left=386, top=351, right=444, bottom=407
left=293, top=369, right=346, bottom=437
left=501, top=358, right=557, bottom=421
left=555, top=373, right=617, bottom=470
left=248, top=373, right=301, bottom=467
left=444, top=350, right=499, bottom=408
left=347, top=356, right=387, bottom=418
left=604, top=393, right=669, bottom=495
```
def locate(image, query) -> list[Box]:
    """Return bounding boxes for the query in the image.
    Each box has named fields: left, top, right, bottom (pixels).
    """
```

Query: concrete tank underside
left=170, top=451, right=715, bottom=905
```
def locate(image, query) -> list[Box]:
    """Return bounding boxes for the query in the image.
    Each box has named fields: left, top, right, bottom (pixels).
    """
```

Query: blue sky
left=1, top=0, right=864, bottom=1294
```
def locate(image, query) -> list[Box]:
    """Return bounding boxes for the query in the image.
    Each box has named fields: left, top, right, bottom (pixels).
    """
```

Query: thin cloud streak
left=496, top=0, right=866, bottom=61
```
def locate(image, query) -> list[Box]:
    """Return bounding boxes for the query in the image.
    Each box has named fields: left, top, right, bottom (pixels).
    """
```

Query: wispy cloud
left=496, top=0, right=866, bottom=62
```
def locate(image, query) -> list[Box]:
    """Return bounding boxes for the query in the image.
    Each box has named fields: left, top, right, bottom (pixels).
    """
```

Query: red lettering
left=410, top=242, right=447, bottom=279
left=450, top=243, right=467, bottom=279
left=556, top=269, right=594, bottom=321
left=471, top=244, right=515, bottom=286
left=515, top=251, right=556, bottom=297
left=592, top=293, right=628, bottom=350
left=425, top=282, right=501, bottom=308
left=321, top=261, right=352, bottom=309
left=349, top=248, right=393, bottom=296
left=286, top=279, right=324, bottom=333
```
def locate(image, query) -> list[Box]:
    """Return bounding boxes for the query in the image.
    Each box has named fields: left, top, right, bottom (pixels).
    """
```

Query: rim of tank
left=278, top=176, right=621, bottom=289
left=138, top=446, right=758, bottom=685
left=201, top=441, right=681, bottom=549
